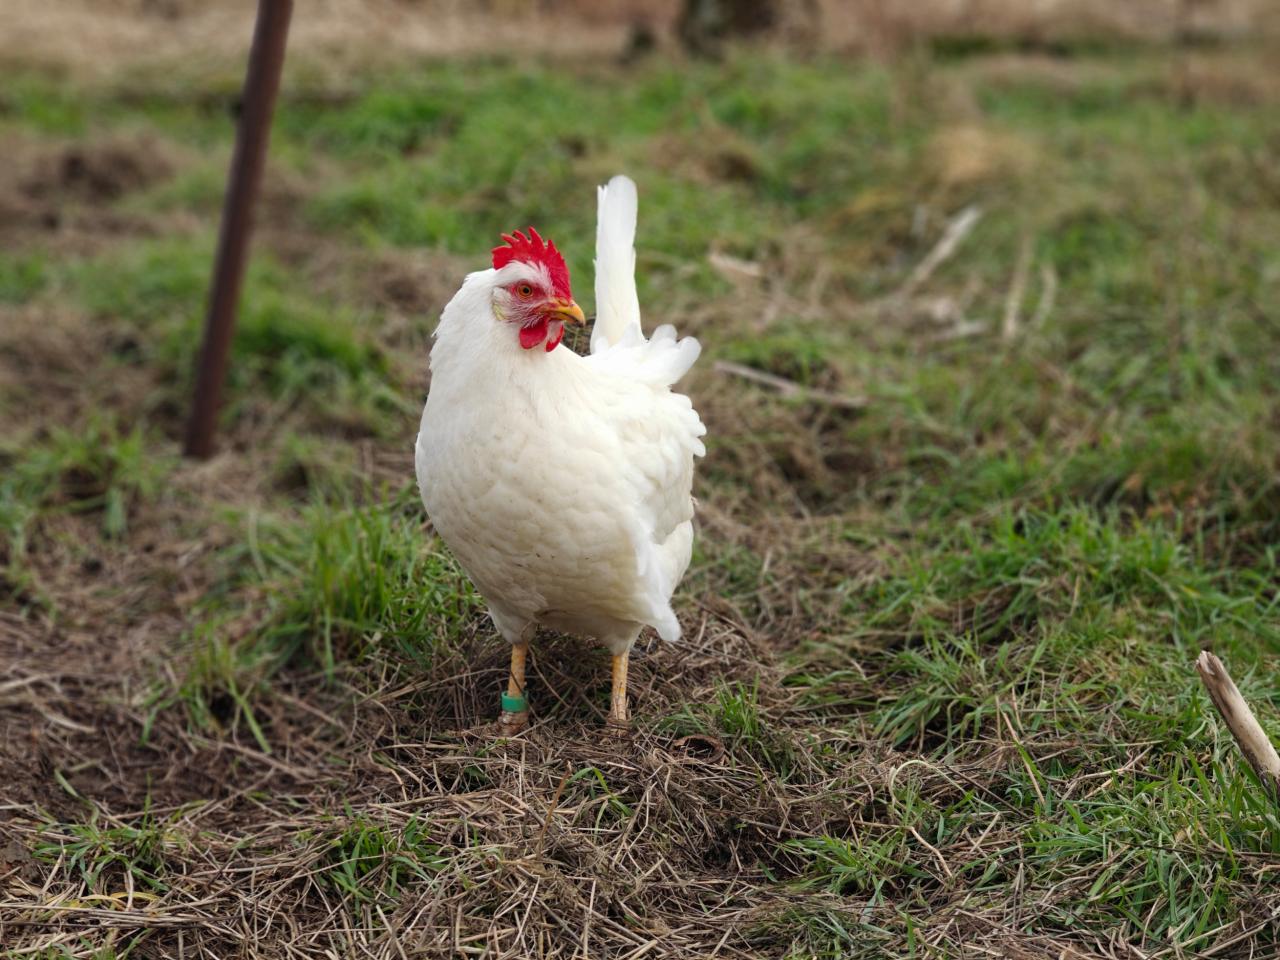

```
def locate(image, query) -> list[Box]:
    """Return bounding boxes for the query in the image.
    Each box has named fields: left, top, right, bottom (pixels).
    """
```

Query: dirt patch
left=0, top=306, right=168, bottom=439
left=0, top=135, right=182, bottom=256
left=22, top=140, right=174, bottom=204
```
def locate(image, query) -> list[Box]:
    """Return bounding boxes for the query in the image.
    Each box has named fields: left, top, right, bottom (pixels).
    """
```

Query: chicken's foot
left=498, top=641, right=529, bottom=735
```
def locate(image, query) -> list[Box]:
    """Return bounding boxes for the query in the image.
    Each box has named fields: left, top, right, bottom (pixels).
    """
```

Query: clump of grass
left=269, top=432, right=361, bottom=495
left=798, top=504, right=1280, bottom=754
left=159, top=619, right=278, bottom=751
left=0, top=417, right=170, bottom=567
left=0, top=252, right=49, bottom=304
left=67, top=239, right=211, bottom=323
left=845, top=504, right=1275, bottom=652
left=752, top=905, right=896, bottom=960
left=784, top=832, right=921, bottom=897
left=289, top=86, right=461, bottom=158
left=719, top=331, right=839, bottom=387
left=660, top=681, right=798, bottom=776
left=232, top=289, right=408, bottom=432
left=248, top=490, right=481, bottom=676
left=164, top=488, right=482, bottom=742
left=128, top=160, right=228, bottom=215
left=1011, top=756, right=1280, bottom=940
left=563, top=766, right=634, bottom=829
left=35, top=807, right=182, bottom=894
left=1, top=75, right=90, bottom=135
left=314, top=814, right=446, bottom=904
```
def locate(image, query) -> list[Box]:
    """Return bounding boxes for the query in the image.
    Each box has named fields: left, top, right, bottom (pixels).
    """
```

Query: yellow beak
left=544, top=298, right=586, bottom=325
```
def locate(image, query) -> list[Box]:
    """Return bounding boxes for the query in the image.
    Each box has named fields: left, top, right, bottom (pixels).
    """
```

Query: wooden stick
left=1030, top=263, right=1058, bottom=330
left=1196, top=651, right=1280, bottom=800
left=1002, top=234, right=1032, bottom=342
left=184, top=0, right=293, bottom=458
left=896, top=205, right=982, bottom=300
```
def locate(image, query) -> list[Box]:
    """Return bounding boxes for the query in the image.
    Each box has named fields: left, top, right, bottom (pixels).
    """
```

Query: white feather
left=591, top=175, right=642, bottom=354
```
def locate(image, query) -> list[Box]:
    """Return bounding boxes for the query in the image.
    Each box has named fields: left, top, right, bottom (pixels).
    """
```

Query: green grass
left=313, top=814, right=447, bottom=903
left=660, top=680, right=799, bottom=776
left=61, top=238, right=407, bottom=433
left=4, top=40, right=1280, bottom=959
left=0, top=252, right=49, bottom=304
left=241, top=490, right=482, bottom=674
left=35, top=807, right=182, bottom=895
left=154, top=489, right=483, bottom=745
left=0, top=418, right=171, bottom=585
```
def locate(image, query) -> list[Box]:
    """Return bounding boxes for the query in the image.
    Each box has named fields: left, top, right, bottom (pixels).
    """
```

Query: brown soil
left=0, top=135, right=184, bottom=262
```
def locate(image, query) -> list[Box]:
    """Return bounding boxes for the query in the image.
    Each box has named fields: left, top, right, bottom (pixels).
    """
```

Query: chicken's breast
left=416, top=343, right=702, bottom=652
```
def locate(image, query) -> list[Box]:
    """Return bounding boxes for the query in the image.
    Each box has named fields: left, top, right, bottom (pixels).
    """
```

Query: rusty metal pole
left=184, top=0, right=293, bottom=458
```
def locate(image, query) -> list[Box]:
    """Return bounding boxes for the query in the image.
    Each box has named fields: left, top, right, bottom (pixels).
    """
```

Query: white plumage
left=592, top=175, right=641, bottom=353
left=414, top=175, right=704, bottom=729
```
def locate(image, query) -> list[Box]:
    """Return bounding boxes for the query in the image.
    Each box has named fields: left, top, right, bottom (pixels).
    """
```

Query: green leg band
left=501, top=692, right=528, bottom=713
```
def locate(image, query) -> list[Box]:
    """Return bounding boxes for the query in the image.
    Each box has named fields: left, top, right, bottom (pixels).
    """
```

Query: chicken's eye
left=516, top=284, right=534, bottom=299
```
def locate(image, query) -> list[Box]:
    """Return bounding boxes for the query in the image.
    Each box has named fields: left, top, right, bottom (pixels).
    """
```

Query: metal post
left=184, top=0, right=293, bottom=458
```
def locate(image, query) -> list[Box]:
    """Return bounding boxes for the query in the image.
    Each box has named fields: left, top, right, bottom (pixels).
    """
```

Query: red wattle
left=519, top=318, right=547, bottom=350
left=545, top=321, right=565, bottom=352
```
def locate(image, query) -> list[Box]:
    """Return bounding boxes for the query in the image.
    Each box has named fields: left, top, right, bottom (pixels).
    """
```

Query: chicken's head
left=490, top=228, right=586, bottom=352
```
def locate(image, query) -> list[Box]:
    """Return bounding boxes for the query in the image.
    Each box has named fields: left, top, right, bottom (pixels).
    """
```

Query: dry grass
left=5, top=0, right=1279, bottom=81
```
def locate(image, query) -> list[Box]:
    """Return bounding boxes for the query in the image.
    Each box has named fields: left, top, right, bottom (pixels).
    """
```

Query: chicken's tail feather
left=591, top=175, right=642, bottom=354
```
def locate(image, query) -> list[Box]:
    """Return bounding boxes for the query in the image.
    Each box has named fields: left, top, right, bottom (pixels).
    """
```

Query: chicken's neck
left=428, top=269, right=578, bottom=409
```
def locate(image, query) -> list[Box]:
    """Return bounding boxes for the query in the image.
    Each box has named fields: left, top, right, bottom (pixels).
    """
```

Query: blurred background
left=3, top=1, right=1280, bottom=957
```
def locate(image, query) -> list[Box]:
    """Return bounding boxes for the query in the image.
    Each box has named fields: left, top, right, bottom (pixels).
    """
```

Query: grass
left=314, top=814, right=448, bottom=903
left=0, top=417, right=171, bottom=598
left=235, top=491, right=481, bottom=675
left=154, top=491, right=482, bottom=747
left=0, top=252, right=49, bottom=304
left=3, top=33, right=1280, bottom=960
left=34, top=807, right=181, bottom=895
left=57, top=238, right=407, bottom=434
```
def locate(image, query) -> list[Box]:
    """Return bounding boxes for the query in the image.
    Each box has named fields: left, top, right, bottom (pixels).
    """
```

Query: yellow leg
left=507, top=642, right=528, bottom=700
left=498, top=642, right=529, bottom=733
left=608, top=652, right=630, bottom=729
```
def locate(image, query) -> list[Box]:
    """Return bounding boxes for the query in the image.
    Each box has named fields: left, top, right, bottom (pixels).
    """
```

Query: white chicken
left=415, top=175, right=705, bottom=733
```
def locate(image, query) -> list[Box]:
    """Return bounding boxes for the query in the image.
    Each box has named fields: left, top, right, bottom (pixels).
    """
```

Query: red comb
left=491, top=227, right=571, bottom=299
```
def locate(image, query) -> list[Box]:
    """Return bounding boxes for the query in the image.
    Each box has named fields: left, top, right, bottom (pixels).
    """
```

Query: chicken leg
left=607, top=652, right=630, bottom=733
left=498, top=641, right=529, bottom=735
